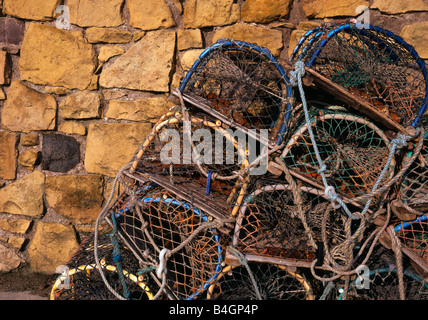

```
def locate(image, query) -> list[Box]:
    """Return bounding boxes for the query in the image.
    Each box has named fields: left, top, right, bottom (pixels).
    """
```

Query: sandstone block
left=98, top=45, right=125, bottom=62
left=212, top=24, right=283, bottom=57
left=133, top=31, right=146, bottom=42
left=85, top=123, right=151, bottom=177
left=68, top=0, right=124, bottom=27
left=0, top=218, right=31, bottom=234
left=183, top=0, right=240, bottom=28
left=45, top=175, right=103, bottom=225
left=371, top=0, right=428, bottom=14
left=58, top=121, right=86, bottom=136
left=59, top=90, right=101, bottom=119
left=400, top=21, right=428, bottom=60
left=28, top=221, right=79, bottom=273
left=7, top=237, right=26, bottom=251
left=106, top=96, right=174, bottom=122
left=0, top=171, right=45, bottom=217
left=128, top=0, right=176, bottom=30
left=99, top=30, right=176, bottom=92
left=2, top=0, right=60, bottom=21
left=0, top=243, right=24, bottom=272
left=180, top=49, right=204, bottom=72
left=0, top=131, right=17, bottom=180
left=18, top=149, right=40, bottom=170
left=301, top=0, right=369, bottom=18
left=19, top=23, right=96, bottom=90
left=20, top=134, right=40, bottom=147
left=241, top=0, right=292, bottom=24
left=1, top=81, right=57, bottom=133
left=86, top=27, right=133, bottom=43
left=177, top=29, right=203, bottom=51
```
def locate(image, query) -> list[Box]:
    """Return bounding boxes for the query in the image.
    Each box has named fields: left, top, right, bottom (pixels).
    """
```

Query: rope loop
left=156, top=248, right=171, bottom=279
left=324, top=186, right=341, bottom=209
left=289, top=61, right=306, bottom=87
left=391, top=133, right=411, bottom=154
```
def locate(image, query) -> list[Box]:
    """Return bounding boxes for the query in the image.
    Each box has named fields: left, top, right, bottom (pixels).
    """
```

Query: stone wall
left=0, top=0, right=427, bottom=274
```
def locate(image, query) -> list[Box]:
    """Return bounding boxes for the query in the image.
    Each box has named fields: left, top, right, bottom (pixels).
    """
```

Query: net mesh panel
left=180, top=39, right=292, bottom=144
left=281, top=105, right=394, bottom=200
left=398, top=140, right=428, bottom=214
left=208, top=263, right=314, bottom=300
left=341, top=246, right=428, bottom=300
left=395, top=215, right=428, bottom=268
left=131, top=111, right=248, bottom=212
left=232, top=173, right=352, bottom=264
left=109, top=182, right=225, bottom=300
left=293, top=22, right=427, bottom=128
left=290, top=21, right=348, bottom=62
left=51, top=231, right=153, bottom=300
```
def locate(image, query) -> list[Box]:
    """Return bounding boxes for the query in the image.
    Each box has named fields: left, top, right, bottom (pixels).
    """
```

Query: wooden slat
left=174, top=91, right=274, bottom=148
left=123, top=171, right=232, bottom=222
left=283, top=62, right=406, bottom=133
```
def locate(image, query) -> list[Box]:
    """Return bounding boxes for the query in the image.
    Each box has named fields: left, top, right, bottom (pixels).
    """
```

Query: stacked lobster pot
left=51, top=20, right=428, bottom=300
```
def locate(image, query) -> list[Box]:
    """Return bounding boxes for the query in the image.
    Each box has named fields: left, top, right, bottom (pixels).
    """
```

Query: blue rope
left=206, top=171, right=212, bottom=196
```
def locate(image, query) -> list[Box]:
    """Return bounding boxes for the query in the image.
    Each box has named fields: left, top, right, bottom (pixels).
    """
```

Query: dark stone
left=0, top=17, right=25, bottom=52
left=41, top=134, right=80, bottom=173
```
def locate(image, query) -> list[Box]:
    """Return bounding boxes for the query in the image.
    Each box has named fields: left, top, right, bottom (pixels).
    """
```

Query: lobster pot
left=129, top=111, right=250, bottom=213
left=281, top=107, right=395, bottom=202
left=295, top=22, right=428, bottom=128
left=394, top=214, right=428, bottom=272
left=51, top=231, right=154, bottom=300
left=338, top=245, right=428, bottom=301
left=229, top=173, right=358, bottom=269
left=396, top=139, right=428, bottom=218
left=289, top=21, right=344, bottom=62
left=106, top=181, right=229, bottom=300
left=178, top=39, right=293, bottom=145
left=207, top=262, right=314, bottom=300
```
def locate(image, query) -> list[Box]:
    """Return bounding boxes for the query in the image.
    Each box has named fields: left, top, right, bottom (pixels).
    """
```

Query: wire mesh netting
left=231, top=173, right=357, bottom=267
left=178, top=39, right=293, bottom=145
left=105, top=181, right=229, bottom=300
left=207, top=262, right=315, bottom=300
left=281, top=104, right=395, bottom=200
left=394, top=214, right=428, bottom=271
left=52, top=21, right=428, bottom=300
left=335, top=247, right=428, bottom=300
left=51, top=230, right=154, bottom=300
left=292, top=21, right=428, bottom=128
left=394, top=138, right=428, bottom=218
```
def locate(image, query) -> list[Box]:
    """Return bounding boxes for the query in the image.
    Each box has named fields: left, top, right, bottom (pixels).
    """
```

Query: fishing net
left=230, top=173, right=350, bottom=267
left=207, top=262, right=315, bottom=300
left=292, top=21, right=428, bottom=128
left=104, top=181, right=229, bottom=300
left=177, top=39, right=293, bottom=145
left=128, top=110, right=251, bottom=218
left=50, top=230, right=154, bottom=300
left=281, top=104, right=395, bottom=201
left=336, top=246, right=428, bottom=300
left=394, top=214, right=428, bottom=272
left=394, top=138, right=428, bottom=219
left=289, top=22, right=346, bottom=62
